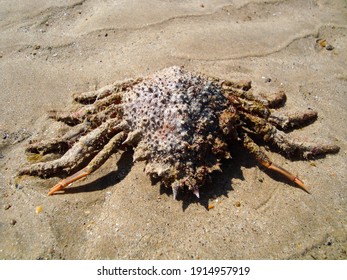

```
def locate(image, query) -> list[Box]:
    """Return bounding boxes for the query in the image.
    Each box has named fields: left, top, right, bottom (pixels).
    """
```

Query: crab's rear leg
left=48, top=131, right=127, bottom=195
left=268, top=109, right=318, bottom=130
left=242, top=112, right=340, bottom=158
left=26, top=121, right=90, bottom=155
left=242, top=133, right=310, bottom=193
left=259, top=91, right=287, bottom=108
left=49, top=93, right=123, bottom=126
left=27, top=101, right=123, bottom=157
left=20, top=118, right=125, bottom=178
left=222, top=79, right=287, bottom=109
left=73, top=78, right=142, bottom=104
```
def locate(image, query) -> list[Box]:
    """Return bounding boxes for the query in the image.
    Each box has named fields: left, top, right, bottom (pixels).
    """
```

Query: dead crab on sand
left=20, top=66, right=339, bottom=198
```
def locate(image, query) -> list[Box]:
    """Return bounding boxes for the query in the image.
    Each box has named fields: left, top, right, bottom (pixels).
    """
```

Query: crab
left=19, top=66, right=339, bottom=198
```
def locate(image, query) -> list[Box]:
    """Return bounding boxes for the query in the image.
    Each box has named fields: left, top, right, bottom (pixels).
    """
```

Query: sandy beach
left=0, top=0, right=346, bottom=259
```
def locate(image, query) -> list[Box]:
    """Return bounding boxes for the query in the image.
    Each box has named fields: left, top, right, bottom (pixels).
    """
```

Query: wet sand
left=0, top=0, right=346, bottom=259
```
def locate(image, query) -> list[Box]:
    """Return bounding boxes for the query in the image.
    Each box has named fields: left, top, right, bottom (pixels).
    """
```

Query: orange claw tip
left=294, top=178, right=311, bottom=194
left=47, top=190, right=55, bottom=196
left=47, top=183, right=64, bottom=196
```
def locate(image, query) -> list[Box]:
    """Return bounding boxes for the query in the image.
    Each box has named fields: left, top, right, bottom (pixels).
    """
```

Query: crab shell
left=122, top=66, right=235, bottom=197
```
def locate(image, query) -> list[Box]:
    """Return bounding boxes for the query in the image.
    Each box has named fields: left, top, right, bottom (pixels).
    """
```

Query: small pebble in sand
left=325, top=44, right=334, bottom=51
left=262, top=76, right=271, bottom=83
left=15, top=184, right=24, bottom=190
left=35, top=205, right=43, bottom=214
left=10, top=219, right=17, bottom=226
left=4, top=204, right=11, bottom=210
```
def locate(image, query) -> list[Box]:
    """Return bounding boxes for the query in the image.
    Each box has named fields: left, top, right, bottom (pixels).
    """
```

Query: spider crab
left=20, top=66, right=339, bottom=198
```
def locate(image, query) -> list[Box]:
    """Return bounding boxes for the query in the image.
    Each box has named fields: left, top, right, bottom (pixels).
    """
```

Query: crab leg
left=268, top=109, right=318, bottom=130
left=26, top=121, right=89, bottom=155
left=49, top=93, right=123, bottom=126
left=48, top=168, right=90, bottom=195
left=242, top=133, right=310, bottom=193
left=255, top=151, right=309, bottom=193
left=259, top=91, right=287, bottom=108
left=20, top=118, right=124, bottom=178
left=241, top=112, right=340, bottom=158
left=72, top=78, right=142, bottom=104
left=48, top=131, right=127, bottom=195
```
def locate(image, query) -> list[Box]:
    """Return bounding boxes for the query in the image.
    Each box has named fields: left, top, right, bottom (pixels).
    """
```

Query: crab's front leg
left=48, top=168, right=91, bottom=195
left=255, top=151, right=309, bottom=193
left=48, top=131, right=127, bottom=195
left=242, top=133, right=310, bottom=193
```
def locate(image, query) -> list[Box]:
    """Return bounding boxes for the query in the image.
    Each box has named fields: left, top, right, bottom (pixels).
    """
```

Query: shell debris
left=35, top=205, right=43, bottom=214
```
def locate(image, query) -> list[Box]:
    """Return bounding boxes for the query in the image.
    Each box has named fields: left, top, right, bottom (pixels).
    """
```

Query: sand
left=0, top=0, right=346, bottom=259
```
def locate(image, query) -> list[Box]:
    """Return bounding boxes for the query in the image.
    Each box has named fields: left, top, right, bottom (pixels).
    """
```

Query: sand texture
left=0, top=0, right=346, bottom=259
